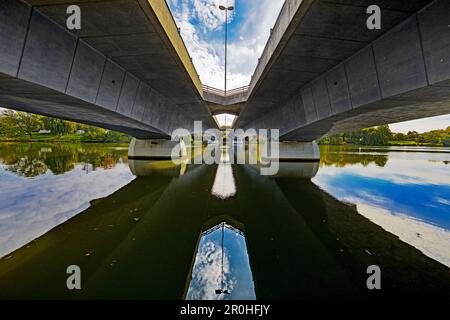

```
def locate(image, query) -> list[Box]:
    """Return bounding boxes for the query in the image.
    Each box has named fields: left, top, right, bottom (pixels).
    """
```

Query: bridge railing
left=203, top=85, right=249, bottom=98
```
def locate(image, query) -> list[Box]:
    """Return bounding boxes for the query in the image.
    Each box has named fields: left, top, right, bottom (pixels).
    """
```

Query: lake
left=0, top=143, right=449, bottom=299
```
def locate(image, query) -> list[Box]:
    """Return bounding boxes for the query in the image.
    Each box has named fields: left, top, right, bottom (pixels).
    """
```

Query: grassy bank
left=0, top=132, right=132, bottom=143
left=320, top=141, right=446, bottom=147
left=386, top=141, right=443, bottom=147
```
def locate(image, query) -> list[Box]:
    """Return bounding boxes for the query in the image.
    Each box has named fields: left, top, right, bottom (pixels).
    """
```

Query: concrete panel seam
left=64, top=38, right=79, bottom=93
left=129, top=81, right=143, bottom=117
left=115, top=69, right=127, bottom=111
left=323, top=75, right=333, bottom=114
left=342, top=63, right=354, bottom=109
left=370, top=44, right=383, bottom=105
left=16, top=4, right=33, bottom=78
left=416, top=12, right=431, bottom=86
left=94, top=56, right=108, bottom=104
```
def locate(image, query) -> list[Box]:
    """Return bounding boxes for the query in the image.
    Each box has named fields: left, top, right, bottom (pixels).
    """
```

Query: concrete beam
left=242, top=0, right=450, bottom=142
left=0, top=0, right=215, bottom=138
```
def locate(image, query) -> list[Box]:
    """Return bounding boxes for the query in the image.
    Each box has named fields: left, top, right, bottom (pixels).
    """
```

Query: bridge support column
left=257, top=141, right=320, bottom=178
left=128, top=138, right=187, bottom=160
left=276, top=141, right=320, bottom=162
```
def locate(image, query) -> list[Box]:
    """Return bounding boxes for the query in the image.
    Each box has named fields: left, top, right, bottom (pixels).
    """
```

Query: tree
left=42, top=117, right=77, bottom=135
left=0, top=110, right=43, bottom=139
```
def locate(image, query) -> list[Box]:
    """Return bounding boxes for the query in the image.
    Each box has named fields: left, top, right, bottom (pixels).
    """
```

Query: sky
left=166, top=0, right=449, bottom=133
left=167, top=0, right=285, bottom=90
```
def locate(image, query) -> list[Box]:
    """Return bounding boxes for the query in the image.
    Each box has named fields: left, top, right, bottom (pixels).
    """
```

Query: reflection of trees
left=0, top=143, right=128, bottom=177
left=7, top=157, right=48, bottom=177
left=320, top=146, right=388, bottom=168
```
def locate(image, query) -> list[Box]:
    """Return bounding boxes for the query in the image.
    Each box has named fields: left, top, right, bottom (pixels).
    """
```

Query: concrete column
left=263, top=141, right=320, bottom=162
left=128, top=138, right=187, bottom=160
left=258, top=141, right=320, bottom=178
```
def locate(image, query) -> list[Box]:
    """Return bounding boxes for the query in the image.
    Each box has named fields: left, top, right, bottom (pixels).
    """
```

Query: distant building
left=38, top=130, right=51, bottom=134
left=76, top=130, right=85, bottom=134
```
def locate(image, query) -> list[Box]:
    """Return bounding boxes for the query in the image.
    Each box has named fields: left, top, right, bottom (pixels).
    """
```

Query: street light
left=219, top=4, right=234, bottom=95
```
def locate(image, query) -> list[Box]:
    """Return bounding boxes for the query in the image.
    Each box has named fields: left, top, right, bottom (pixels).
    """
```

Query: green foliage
left=0, top=143, right=128, bottom=177
left=319, top=125, right=450, bottom=147
left=0, top=109, right=131, bottom=142
left=42, top=117, right=77, bottom=135
left=81, top=129, right=131, bottom=143
left=0, top=110, right=43, bottom=139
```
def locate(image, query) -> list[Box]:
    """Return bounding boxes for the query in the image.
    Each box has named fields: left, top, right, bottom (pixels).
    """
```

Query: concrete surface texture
left=1, top=0, right=449, bottom=141
left=128, top=138, right=186, bottom=159
left=0, top=0, right=214, bottom=139
left=237, top=0, right=450, bottom=141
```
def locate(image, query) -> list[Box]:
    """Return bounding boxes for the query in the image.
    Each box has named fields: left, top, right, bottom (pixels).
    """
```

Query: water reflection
left=211, top=148, right=237, bottom=200
left=0, top=143, right=128, bottom=177
left=0, top=143, right=134, bottom=258
left=0, top=144, right=449, bottom=299
left=314, top=145, right=450, bottom=267
left=185, top=219, right=256, bottom=300
left=129, top=159, right=187, bottom=177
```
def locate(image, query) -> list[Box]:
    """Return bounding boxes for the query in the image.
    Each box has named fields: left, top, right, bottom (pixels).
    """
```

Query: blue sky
left=166, top=0, right=449, bottom=133
left=167, top=0, right=285, bottom=89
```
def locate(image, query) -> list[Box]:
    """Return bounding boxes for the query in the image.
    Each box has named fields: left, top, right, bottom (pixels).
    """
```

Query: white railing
left=202, top=85, right=249, bottom=98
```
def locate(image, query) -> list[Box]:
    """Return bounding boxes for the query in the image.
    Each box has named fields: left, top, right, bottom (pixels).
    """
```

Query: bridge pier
left=128, top=138, right=187, bottom=160
left=262, top=141, right=320, bottom=162
left=255, top=141, right=321, bottom=178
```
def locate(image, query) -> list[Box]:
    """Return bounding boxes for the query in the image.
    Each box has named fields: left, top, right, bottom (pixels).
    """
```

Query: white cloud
left=314, top=156, right=450, bottom=186
left=168, top=0, right=284, bottom=90
left=352, top=201, right=450, bottom=267
left=390, top=114, right=450, bottom=133
left=0, top=164, right=135, bottom=258
left=185, top=239, right=235, bottom=300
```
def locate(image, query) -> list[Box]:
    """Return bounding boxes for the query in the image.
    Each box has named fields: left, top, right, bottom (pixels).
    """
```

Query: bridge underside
left=237, top=0, right=450, bottom=141
left=0, top=0, right=216, bottom=138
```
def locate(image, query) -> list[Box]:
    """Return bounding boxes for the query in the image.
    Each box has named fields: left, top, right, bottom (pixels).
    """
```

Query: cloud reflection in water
left=185, top=222, right=256, bottom=300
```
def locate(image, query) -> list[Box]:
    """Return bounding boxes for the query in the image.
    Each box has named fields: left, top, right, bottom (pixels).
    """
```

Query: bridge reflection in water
left=0, top=155, right=449, bottom=300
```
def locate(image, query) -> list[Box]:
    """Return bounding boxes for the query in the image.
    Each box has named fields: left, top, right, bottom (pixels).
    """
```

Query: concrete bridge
left=1, top=0, right=449, bottom=159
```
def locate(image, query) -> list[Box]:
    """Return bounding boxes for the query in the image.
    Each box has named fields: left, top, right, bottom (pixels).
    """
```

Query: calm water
left=0, top=143, right=449, bottom=299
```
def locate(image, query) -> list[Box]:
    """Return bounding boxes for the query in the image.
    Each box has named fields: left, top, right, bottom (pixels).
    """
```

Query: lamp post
left=219, top=4, right=234, bottom=95
left=215, top=222, right=230, bottom=295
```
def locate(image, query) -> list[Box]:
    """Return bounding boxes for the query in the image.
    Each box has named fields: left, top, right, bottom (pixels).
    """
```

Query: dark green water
left=0, top=143, right=449, bottom=299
